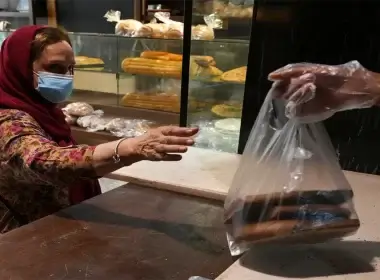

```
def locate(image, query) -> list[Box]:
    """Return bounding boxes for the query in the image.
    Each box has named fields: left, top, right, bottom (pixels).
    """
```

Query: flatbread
left=221, top=66, right=247, bottom=83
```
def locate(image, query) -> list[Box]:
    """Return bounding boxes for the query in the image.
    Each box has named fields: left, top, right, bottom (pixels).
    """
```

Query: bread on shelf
left=121, top=92, right=181, bottom=113
left=121, top=57, right=182, bottom=79
left=211, top=103, right=242, bottom=118
left=120, top=92, right=200, bottom=113
left=75, top=56, right=105, bottom=71
left=121, top=52, right=223, bottom=80
left=221, top=66, right=247, bottom=83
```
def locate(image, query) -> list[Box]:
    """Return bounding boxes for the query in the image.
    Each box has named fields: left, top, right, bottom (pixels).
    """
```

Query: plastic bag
left=63, top=102, right=94, bottom=117
left=76, top=110, right=107, bottom=132
left=104, top=10, right=151, bottom=37
left=154, top=12, right=184, bottom=39
left=224, top=87, right=360, bottom=256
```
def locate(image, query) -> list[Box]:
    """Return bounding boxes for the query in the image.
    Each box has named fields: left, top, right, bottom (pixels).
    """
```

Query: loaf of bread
left=143, top=23, right=169, bottom=38
left=225, top=189, right=359, bottom=244
left=75, top=56, right=104, bottom=66
left=221, top=66, right=247, bottom=83
left=121, top=57, right=182, bottom=79
left=164, top=27, right=183, bottom=39
left=121, top=92, right=181, bottom=113
left=140, top=51, right=182, bottom=61
left=140, top=51, right=215, bottom=66
left=122, top=53, right=222, bottom=80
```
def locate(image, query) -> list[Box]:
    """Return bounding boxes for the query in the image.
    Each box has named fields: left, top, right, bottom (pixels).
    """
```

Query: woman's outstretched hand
left=124, top=126, right=199, bottom=161
left=268, top=61, right=380, bottom=122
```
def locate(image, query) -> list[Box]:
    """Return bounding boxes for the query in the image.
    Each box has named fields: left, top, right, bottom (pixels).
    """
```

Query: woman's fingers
left=164, top=136, right=194, bottom=146
left=156, top=144, right=188, bottom=153
left=159, top=126, right=199, bottom=137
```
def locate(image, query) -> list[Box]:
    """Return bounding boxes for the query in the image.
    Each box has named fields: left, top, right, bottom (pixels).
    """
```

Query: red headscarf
left=0, top=25, right=100, bottom=204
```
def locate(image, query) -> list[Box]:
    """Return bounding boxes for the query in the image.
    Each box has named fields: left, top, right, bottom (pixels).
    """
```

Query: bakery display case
left=65, top=0, right=256, bottom=152
left=179, top=0, right=253, bottom=153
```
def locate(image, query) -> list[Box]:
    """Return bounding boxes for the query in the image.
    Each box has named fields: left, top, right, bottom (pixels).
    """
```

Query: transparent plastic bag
left=104, top=10, right=151, bottom=37
left=154, top=12, right=184, bottom=39
left=63, top=102, right=94, bottom=117
left=224, top=88, right=360, bottom=256
left=191, top=15, right=219, bottom=40
left=76, top=110, right=107, bottom=132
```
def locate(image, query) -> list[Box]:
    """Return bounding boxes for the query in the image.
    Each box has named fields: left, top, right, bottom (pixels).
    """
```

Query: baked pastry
left=121, top=57, right=182, bottom=79
left=121, top=92, right=181, bottom=113
left=140, top=51, right=182, bottom=61
left=221, top=66, right=247, bottom=83
left=190, top=58, right=223, bottom=80
left=211, top=103, right=242, bottom=118
left=75, top=56, right=105, bottom=71
left=192, top=25, right=215, bottom=40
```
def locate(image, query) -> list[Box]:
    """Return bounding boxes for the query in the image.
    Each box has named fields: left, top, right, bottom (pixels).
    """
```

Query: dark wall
left=240, top=0, right=380, bottom=174
left=56, top=0, right=135, bottom=33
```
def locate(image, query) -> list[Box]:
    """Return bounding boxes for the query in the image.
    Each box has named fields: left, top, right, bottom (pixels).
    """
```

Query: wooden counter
left=106, top=147, right=380, bottom=280
left=0, top=184, right=233, bottom=280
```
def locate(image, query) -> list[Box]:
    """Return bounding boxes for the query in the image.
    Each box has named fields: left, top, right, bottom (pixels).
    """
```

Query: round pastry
left=63, top=102, right=94, bottom=117
left=191, top=25, right=215, bottom=40
left=211, top=103, right=242, bottom=118
left=214, top=118, right=241, bottom=134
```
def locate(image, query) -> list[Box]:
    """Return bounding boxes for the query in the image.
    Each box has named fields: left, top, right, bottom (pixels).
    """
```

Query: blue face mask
left=34, top=71, right=74, bottom=103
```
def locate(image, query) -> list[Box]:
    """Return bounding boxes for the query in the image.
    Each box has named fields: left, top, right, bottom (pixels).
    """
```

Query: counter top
left=108, top=147, right=240, bottom=200
left=0, top=184, right=233, bottom=280
left=107, top=147, right=380, bottom=280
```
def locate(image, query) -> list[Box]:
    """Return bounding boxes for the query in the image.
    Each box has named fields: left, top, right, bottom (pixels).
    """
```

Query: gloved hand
left=268, top=60, right=380, bottom=122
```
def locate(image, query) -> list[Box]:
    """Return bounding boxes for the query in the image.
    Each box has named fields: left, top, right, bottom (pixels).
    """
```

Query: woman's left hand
left=126, top=126, right=199, bottom=161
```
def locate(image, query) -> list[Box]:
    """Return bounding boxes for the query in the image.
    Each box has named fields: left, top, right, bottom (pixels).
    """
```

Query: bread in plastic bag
left=104, top=10, right=151, bottom=37
left=62, top=108, right=77, bottom=125
left=63, top=102, right=94, bottom=117
left=224, top=87, right=360, bottom=256
left=154, top=12, right=184, bottom=39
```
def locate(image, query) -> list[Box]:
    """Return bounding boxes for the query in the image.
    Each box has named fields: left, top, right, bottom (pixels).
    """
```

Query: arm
left=0, top=111, right=139, bottom=187
left=1, top=110, right=197, bottom=188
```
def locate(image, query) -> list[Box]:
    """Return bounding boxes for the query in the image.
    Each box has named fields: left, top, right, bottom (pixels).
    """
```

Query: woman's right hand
left=268, top=60, right=380, bottom=121
left=121, top=126, right=199, bottom=162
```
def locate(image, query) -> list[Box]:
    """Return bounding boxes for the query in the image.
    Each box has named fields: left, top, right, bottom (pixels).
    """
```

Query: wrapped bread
left=104, top=10, right=150, bottom=37
left=63, top=102, right=94, bottom=117
left=144, top=23, right=169, bottom=38
left=192, top=25, right=215, bottom=40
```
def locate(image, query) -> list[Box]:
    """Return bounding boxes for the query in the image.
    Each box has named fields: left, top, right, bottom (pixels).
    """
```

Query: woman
left=0, top=25, right=198, bottom=232
left=269, top=61, right=380, bottom=121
